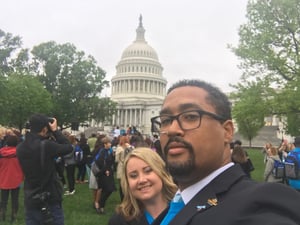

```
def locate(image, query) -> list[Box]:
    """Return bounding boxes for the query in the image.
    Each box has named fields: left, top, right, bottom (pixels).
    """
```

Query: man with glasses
left=151, top=79, right=300, bottom=225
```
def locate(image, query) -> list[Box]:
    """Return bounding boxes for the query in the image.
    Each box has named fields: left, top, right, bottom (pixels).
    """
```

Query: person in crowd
left=108, top=147, right=177, bottom=225
left=63, top=135, right=77, bottom=195
left=17, top=114, right=73, bottom=225
left=151, top=134, right=164, bottom=160
left=287, top=142, right=295, bottom=152
left=233, top=139, right=254, bottom=177
left=0, top=127, right=6, bottom=148
left=150, top=79, right=300, bottom=225
left=130, top=133, right=149, bottom=148
left=87, top=133, right=97, bottom=152
left=231, top=145, right=252, bottom=178
left=111, top=136, right=119, bottom=148
left=94, top=137, right=116, bottom=214
left=286, top=136, right=300, bottom=191
left=278, top=140, right=289, bottom=161
left=76, top=137, right=91, bottom=183
left=263, top=146, right=283, bottom=183
left=0, top=135, right=23, bottom=222
left=89, top=134, right=106, bottom=213
left=114, top=126, right=121, bottom=138
left=262, top=142, right=272, bottom=163
left=115, top=135, right=131, bottom=201
left=126, top=126, right=132, bottom=135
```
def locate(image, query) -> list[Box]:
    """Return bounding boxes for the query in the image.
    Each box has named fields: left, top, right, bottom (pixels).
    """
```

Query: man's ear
left=222, top=120, right=234, bottom=144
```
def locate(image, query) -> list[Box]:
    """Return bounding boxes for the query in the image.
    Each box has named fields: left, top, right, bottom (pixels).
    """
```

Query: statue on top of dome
left=139, top=14, right=143, bottom=26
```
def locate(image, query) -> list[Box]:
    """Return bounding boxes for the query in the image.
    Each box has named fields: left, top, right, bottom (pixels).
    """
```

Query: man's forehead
left=160, top=102, right=203, bottom=114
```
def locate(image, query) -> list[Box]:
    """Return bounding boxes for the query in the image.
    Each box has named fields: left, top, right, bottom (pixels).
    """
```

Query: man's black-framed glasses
left=151, top=110, right=226, bottom=133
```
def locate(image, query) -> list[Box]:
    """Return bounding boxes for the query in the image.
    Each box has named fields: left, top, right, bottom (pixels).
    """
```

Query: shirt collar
left=179, top=162, right=234, bottom=204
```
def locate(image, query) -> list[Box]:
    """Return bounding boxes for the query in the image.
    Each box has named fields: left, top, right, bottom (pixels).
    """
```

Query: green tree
left=89, top=97, right=118, bottom=125
left=230, top=80, right=269, bottom=146
left=0, top=73, right=53, bottom=130
left=0, top=29, right=30, bottom=76
left=230, top=0, right=300, bottom=136
left=31, top=41, right=112, bottom=129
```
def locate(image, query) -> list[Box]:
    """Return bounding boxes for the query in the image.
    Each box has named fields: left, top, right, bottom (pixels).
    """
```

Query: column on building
left=134, top=108, right=137, bottom=125
left=125, top=109, right=128, bottom=127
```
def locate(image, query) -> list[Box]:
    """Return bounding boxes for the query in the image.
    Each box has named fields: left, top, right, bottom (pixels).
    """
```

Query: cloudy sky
left=1, top=0, right=248, bottom=94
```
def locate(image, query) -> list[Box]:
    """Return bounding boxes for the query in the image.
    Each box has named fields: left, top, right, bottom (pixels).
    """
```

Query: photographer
left=17, top=114, right=73, bottom=225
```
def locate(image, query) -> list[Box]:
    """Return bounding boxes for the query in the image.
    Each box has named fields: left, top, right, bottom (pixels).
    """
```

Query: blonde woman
left=115, top=135, right=131, bottom=200
left=264, top=147, right=283, bottom=183
left=108, top=147, right=177, bottom=225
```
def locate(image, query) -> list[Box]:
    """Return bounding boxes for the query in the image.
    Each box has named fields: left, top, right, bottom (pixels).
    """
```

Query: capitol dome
left=121, top=40, right=159, bottom=61
left=121, top=16, right=159, bottom=61
left=110, top=15, right=167, bottom=135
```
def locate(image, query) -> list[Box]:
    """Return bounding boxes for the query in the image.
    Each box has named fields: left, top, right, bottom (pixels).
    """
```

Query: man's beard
left=167, top=157, right=195, bottom=179
left=164, top=136, right=195, bottom=179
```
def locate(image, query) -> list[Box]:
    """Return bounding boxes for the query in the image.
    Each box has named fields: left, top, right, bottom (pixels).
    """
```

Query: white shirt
left=179, top=163, right=234, bottom=204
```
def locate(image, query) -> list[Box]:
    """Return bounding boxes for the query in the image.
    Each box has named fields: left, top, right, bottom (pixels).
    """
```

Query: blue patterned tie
left=173, top=193, right=183, bottom=203
left=160, top=193, right=185, bottom=225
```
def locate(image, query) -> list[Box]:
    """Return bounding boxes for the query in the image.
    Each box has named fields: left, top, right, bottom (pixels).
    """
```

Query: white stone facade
left=111, top=15, right=167, bottom=135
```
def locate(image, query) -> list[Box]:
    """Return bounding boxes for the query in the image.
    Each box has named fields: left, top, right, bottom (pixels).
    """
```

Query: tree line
left=229, top=0, right=300, bottom=145
left=0, top=30, right=116, bottom=131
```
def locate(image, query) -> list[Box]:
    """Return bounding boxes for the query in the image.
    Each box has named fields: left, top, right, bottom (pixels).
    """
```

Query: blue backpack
left=74, top=145, right=84, bottom=163
left=272, top=159, right=285, bottom=179
left=284, top=151, right=300, bottom=179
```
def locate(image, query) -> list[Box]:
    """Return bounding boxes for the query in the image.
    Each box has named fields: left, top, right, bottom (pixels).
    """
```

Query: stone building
left=110, top=15, right=167, bottom=135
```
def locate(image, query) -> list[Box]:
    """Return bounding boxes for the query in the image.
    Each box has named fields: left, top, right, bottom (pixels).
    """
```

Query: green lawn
left=3, top=149, right=265, bottom=225
left=247, top=148, right=265, bottom=182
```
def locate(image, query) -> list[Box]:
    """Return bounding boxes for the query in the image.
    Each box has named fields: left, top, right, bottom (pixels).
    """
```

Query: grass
left=3, top=149, right=265, bottom=225
left=2, top=178, right=122, bottom=225
left=246, top=148, right=265, bottom=182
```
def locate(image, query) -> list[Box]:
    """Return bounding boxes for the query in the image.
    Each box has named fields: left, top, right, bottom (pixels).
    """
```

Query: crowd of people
left=1, top=78, right=300, bottom=225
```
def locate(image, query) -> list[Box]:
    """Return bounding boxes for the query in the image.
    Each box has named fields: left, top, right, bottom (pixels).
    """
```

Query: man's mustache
left=164, top=136, right=193, bottom=154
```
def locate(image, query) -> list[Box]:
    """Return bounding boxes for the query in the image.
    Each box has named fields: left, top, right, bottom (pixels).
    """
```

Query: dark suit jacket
left=155, top=164, right=300, bottom=225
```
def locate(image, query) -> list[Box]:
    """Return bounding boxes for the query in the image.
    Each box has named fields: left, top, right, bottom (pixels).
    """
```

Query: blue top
left=288, top=147, right=300, bottom=190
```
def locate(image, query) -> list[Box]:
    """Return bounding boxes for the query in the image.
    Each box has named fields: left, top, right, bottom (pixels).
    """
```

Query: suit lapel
left=169, top=165, right=245, bottom=225
left=169, top=187, right=217, bottom=225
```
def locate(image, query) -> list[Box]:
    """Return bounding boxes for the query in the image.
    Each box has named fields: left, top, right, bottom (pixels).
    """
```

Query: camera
left=47, top=117, right=54, bottom=129
left=32, top=192, right=54, bottom=225
left=41, top=205, right=54, bottom=225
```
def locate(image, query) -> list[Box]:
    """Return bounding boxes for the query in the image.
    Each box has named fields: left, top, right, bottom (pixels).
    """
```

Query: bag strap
left=40, top=140, right=49, bottom=191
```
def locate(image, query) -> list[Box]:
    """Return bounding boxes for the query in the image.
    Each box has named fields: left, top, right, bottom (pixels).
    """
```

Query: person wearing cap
left=17, top=113, right=73, bottom=225
left=287, top=136, right=300, bottom=191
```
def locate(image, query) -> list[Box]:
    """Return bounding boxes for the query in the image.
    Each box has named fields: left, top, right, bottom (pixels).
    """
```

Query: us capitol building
left=110, top=15, right=167, bottom=135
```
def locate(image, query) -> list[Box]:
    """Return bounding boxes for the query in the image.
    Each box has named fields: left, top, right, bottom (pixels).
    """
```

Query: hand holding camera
left=47, top=117, right=57, bottom=132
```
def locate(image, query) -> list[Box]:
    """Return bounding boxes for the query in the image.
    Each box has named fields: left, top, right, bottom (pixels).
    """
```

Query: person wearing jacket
left=17, top=114, right=73, bottom=225
left=287, top=136, right=300, bottom=191
left=0, top=135, right=24, bottom=222
left=95, top=137, right=116, bottom=214
left=150, top=79, right=300, bottom=225
left=264, top=146, right=283, bottom=183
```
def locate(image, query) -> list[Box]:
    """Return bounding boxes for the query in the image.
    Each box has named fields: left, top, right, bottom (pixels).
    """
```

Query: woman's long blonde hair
left=116, top=147, right=177, bottom=221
